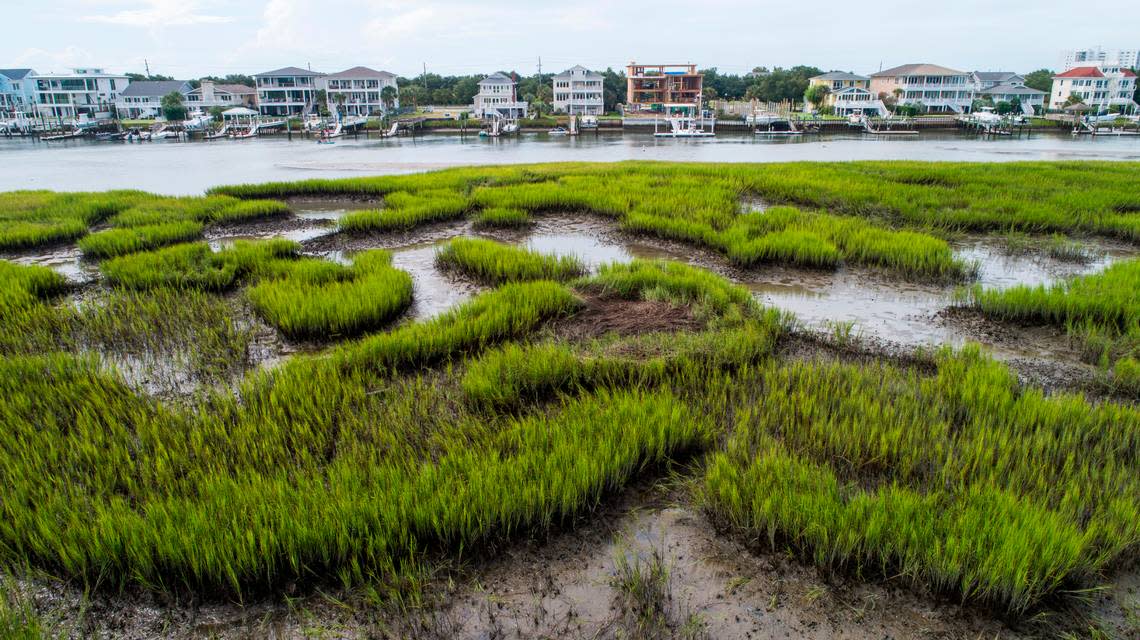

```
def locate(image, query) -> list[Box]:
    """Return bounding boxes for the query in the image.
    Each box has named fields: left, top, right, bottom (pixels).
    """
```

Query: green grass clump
left=335, top=280, right=581, bottom=372
left=247, top=250, right=414, bottom=339
left=461, top=325, right=778, bottom=411
left=78, top=221, right=205, bottom=259
left=0, top=261, right=68, bottom=315
left=579, top=259, right=766, bottom=327
left=0, top=190, right=146, bottom=251
left=0, top=345, right=705, bottom=592
left=473, top=207, right=531, bottom=228
left=340, top=190, right=470, bottom=233
left=101, top=240, right=299, bottom=290
left=971, top=258, right=1140, bottom=385
left=0, top=191, right=288, bottom=254
left=701, top=347, right=1140, bottom=612
left=435, top=237, right=586, bottom=285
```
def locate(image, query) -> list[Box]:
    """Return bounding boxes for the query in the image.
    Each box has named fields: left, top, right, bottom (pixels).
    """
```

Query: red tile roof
left=1054, top=67, right=1105, bottom=79
left=1122, top=69, right=1137, bottom=78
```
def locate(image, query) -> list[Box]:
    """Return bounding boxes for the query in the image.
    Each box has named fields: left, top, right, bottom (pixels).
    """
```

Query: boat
left=548, top=127, right=569, bottom=136
left=654, top=100, right=716, bottom=138
left=502, top=122, right=519, bottom=134
left=579, top=115, right=598, bottom=129
left=231, top=128, right=257, bottom=139
left=41, top=130, right=86, bottom=141
left=204, top=126, right=229, bottom=140
left=94, top=131, right=126, bottom=141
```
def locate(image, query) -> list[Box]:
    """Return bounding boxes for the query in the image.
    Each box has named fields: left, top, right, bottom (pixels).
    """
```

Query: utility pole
left=423, top=63, right=428, bottom=91
left=538, top=56, right=542, bottom=76
left=144, top=59, right=151, bottom=77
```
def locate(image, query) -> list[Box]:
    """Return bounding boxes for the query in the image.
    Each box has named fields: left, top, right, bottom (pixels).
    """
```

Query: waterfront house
left=184, top=81, right=257, bottom=113
left=116, top=80, right=193, bottom=119
left=968, top=73, right=1044, bottom=114
left=32, top=68, right=129, bottom=120
left=1049, top=66, right=1138, bottom=112
left=0, top=69, right=38, bottom=117
left=552, top=66, right=604, bottom=116
left=806, top=72, right=886, bottom=116
left=626, top=62, right=703, bottom=112
left=869, top=63, right=973, bottom=113
left=472, top=73, right=528, bottom=120
left=970, top=71, right=1023, bottom=91
left=254, top=66, right=324, bottom=117
left=322, top=66, right=399, bottom=117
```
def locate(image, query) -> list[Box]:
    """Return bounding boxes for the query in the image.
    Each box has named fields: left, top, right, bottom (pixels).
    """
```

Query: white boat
left=548, top=127, right=569, bottom=136
left=654, top=100, right=716, bottom=138
left=502, top=122, right=519, bottom=134
left=579, top=115, right=598, bottom=129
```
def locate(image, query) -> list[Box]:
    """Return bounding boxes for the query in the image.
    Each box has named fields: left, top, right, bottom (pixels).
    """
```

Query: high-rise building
left=1062, top=48, right=1140, bottom=71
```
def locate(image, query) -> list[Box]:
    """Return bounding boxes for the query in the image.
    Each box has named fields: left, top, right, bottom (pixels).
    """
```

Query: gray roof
left=254, top=66, right=324, bottom=77
left=977, top=83, right=1045, bottom=96
left=553, top=65, right=602, bottom=79
left=0, top=68, right=35, bottom=81
left=480, top=72, right=515, bottom=84
left=872, top=63, right=966, bottom=77
left=120, top=80, right=191, bottom=97
left=812, top=71, right=869, bottom=81
left=324, top=66, right=396, bottom=80
left=972, top=71, right=1021, bottom=82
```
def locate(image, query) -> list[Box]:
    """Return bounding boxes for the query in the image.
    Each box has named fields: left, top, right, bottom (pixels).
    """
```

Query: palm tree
left=381, top=86, right=398, bottom=115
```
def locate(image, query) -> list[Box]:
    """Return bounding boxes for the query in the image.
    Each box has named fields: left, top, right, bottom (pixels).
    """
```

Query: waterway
left=1, top=130, right=1138, bottom=195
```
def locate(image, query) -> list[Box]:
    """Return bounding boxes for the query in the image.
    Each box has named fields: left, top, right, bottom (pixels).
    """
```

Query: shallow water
left=3, top=131, right=1139, bottom=195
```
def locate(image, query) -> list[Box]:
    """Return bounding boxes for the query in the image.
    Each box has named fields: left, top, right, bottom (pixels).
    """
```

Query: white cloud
left=81, top=0, right=233, bottom=27
left=13, top=46, right=97, bottom=72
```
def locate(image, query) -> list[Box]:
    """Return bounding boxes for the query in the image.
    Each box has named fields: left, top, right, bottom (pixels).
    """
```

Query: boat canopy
left=222, top=107, right=259, bottom=117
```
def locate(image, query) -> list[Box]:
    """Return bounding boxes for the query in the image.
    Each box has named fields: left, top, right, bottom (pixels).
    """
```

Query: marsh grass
left=435, top=237, right=586, bottom=285
left=78, top=221, right=205, bottom=259
left=101, top=240, right=299, bottom=290
left=247, top=250, right=414, bottom=339
left=472, top=207, right=530, bottom=229
left=700, top=346, right=1140, bottom=612
left=3, top=163, right=1140, bottom=618
left=970, top=258, right=1140, bottom=386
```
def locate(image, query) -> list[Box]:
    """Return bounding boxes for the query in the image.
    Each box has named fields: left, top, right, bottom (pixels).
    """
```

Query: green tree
left=160, top=91, right=187, bottom=121
left=127, top=72, right=174, bottom=82
left=202, top=74, right=255, bottom=88
left=745, top=66, right=823, bottom=103
left=381, top=86, right=398, bottom=113
left=804, top=84, right=830, bottom=109
left=602, top=68, right=626, bottom=112
left=1023, top=69, right=1054, bottom=93
left=1063, top=94, right=1084, bottom=107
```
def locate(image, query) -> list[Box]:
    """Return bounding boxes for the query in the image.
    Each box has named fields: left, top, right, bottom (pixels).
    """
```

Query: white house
left=0, top=69, right=38, bottom=117
left=254, top=66, right=324, bottom=117
left=322, top=66, right=399, bottom=117
left=472, top=73, right=528, bottom=119
left=970, top=72, right=1045, bottom=114
left=869, top=63, right=973, bottom=113
left=806, top=72, right=886, bottom=116
left=116, top=80, right=193, bottom=119
left=184, top=81, right=257, bottom=113
left=32, top=68, right=129, bottom=119
left=552, top=65, right=604, bottom=115
left=1050, top=66, right=1138, bottom=112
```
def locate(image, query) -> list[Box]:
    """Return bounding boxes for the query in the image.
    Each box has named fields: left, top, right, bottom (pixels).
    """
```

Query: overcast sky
left=4, top=0, right=1134, bottom=78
